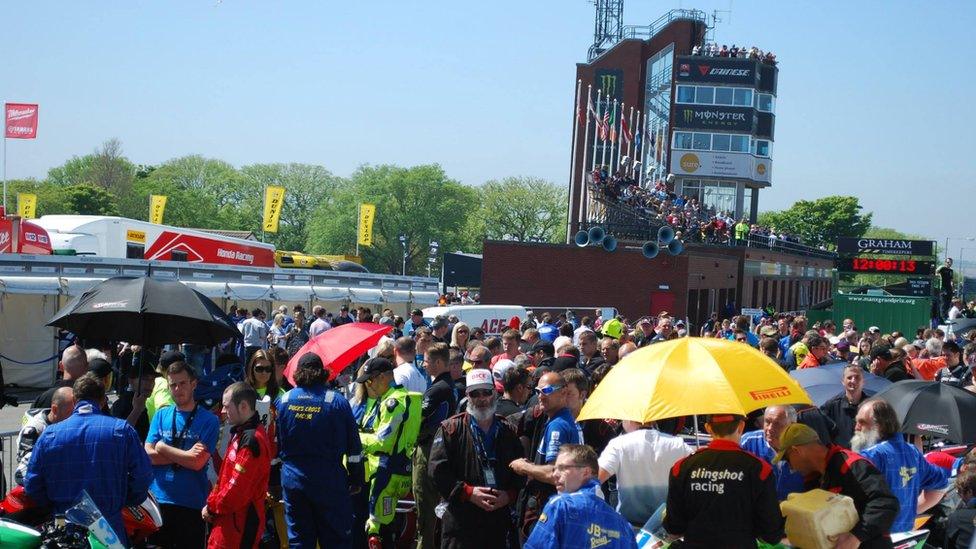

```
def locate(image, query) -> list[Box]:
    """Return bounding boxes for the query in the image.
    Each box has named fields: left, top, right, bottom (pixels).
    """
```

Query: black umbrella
left=873, top=380, right=976, bottom=443
left=47, top=276, right=241, bottom=346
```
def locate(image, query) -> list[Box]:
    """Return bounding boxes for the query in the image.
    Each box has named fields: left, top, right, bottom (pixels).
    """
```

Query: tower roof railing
left=622, top=9, right=707, bottom=41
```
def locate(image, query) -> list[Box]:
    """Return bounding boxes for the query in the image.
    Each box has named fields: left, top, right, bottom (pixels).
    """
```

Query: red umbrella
left=284, top=322, right=392, bottom=384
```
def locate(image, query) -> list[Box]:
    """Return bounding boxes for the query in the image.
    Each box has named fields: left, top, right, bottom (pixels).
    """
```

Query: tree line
left=6, top=140, right=568, bottom=274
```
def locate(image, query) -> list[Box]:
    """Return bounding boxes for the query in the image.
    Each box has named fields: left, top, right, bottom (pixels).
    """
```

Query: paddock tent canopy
left=0, top=278, right=61, bottom=387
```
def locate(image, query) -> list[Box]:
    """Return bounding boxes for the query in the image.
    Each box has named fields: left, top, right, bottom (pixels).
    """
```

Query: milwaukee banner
left=676, top=56, right=757, bottom=85
left=262, top=186, right=285, bottom=233
left=357, top=203, right=376, bottom=247
left=149, top=195, right=167, bottom=225
left=836, top=237, right=934, bottom=257
left=5, top=103, right=39, bottom=139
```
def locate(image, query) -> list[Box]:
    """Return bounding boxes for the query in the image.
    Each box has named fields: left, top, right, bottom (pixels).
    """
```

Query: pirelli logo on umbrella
left=749, top=386, right=791, bottom=401
left=92, top=300, right=129, bottom=310
left=916, top=423, right=949, bottom=436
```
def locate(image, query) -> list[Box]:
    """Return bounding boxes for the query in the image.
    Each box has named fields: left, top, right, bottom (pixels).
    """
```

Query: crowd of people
left=690, top=42, right=778, bottom=65
left=590, top=167, right=810, bottom=249
left=11, top=300, right=976, bottom=548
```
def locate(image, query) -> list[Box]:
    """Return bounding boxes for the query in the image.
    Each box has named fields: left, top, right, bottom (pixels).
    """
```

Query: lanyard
left=469, top=417, right=497, bottom=466
left=171, top=405, right=199, bottom=450
left=362, top=398, right=380, bottom=431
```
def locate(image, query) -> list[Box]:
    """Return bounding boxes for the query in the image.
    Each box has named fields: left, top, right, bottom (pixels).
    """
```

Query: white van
left=423, top=304, right=527, bottom=336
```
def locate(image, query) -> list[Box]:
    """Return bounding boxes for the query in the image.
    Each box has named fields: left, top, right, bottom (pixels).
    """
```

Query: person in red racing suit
left=204, top=382, right=272, bottom=549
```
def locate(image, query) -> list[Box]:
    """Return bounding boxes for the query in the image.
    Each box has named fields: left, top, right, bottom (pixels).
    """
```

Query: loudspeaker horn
left=587, top=226, right=606, bottom=246
left=574, top=230, right=589, bottom=247
left=666, top=239, right=684, bottom=256
left=602, top=235, right=617, bottom=252
left=641, top=241, right=660, bottom=259
left=657, top=225, right=675, bottom=245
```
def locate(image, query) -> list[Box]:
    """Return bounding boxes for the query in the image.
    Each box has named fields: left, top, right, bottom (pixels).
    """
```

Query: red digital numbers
left=851, top=258, right=917, bottom=273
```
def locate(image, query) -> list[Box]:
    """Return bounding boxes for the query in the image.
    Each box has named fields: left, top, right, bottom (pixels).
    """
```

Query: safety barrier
left=1, top=429, right=17, bottom=493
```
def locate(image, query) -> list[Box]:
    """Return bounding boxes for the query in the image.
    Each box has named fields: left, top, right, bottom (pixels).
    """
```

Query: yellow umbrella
left=578, top=337, right=812, bottom=423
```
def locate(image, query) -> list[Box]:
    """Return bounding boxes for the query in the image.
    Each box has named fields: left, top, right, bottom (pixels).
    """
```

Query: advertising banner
left=676, top=56, right=757, bottom=85
left=674, top=105, right=754, bottom=132
left=836, top=238, right=934, bottom=257
left=262, top=186, right=285, bottom=233
left=357, top=203, right=376, bottom=247
left=670, top=151, right=771, bottom=182
left=17, top=193, right=37, bottom=219
left=149, top=195, right=167, bottom=225
left=4, top=103, right=39, bottom=139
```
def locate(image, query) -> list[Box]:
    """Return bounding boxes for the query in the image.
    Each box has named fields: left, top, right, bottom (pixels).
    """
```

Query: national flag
left=634, top=130, right=642, bottom=153
left=621, top=116, right=633, bottom=146
left=608, top=106, right=617, bottom=143
left=599, top=107, right=609, bottom=141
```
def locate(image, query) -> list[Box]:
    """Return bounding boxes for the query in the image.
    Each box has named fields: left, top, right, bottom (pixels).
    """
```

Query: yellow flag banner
left=357, top=203, right=376, bottom=246
left=263, top=186, right=286, bottom=233
left=149, top=195, right=167, bottom=225
left=16, top=193, right=37, bottom=219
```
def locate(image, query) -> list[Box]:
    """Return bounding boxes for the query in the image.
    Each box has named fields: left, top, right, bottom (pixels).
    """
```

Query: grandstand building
left=480, top=7, right=832, bottom=326
left=568, top=9, right=776, bottom=237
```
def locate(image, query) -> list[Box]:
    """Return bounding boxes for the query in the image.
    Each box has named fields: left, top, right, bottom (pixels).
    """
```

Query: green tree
left=758, top=196, right=872, bottom=249
left=468, top=176, right=567, bottom=246
left=238, top=163, right=343, bottom=252
left=306, top=164, right=476, bottom=275
left=127, top=155, right=244, bottom=228
left=58, top=184, right=120, bottom=215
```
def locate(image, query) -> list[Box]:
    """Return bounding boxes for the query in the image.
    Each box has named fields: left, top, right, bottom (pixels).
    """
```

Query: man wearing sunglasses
left=510, top=371, right=583, bottom=542
left=428, top=369, right=524, bottom=548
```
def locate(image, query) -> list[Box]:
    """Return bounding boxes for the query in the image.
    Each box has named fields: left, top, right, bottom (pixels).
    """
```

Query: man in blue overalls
left=276, top=353, right=364, bottom=548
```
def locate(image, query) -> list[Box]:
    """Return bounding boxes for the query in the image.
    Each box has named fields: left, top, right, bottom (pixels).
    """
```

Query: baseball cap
left=705, top=414, right=745, bottom=425
left=354, top=357, right=395, bottom=383
left=835, top=339, right=850, bottom=352
left=158, top=350, right=186, bottom=372
left=431, top=317, right=448, bottom=330
left=465, top=369, right=494, bottom=393
left=88, top=358, right=113, bottom=378
left=868, top=326, right=881, bottom=334
left=773, top=423, right=821, bottom=464
left=601, top=318, right=624, bottom=339
left=297, top=352, right=324, bottom=373
left=411, top=308, right=423, bottom=316
left=760, top=326, right=779, bottom=337
left=550, top=356, right=579, bottom=372
left=530, top=340, right=555, bottom=356
left=869, top=345, right=893, bottom=361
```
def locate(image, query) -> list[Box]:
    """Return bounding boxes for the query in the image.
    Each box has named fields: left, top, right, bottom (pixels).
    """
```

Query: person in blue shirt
left=277, top=352, right=364, bottom=549
left=853, top=399, right=948, bottom=533
left=144, top=361, right=220, bottom=549
left=405, top=308, right=431, bottom=337
left=510, top=371, right=584, bottom=541
left=26, top=373, right=152, bottom=547
left=525, top=444, right=637, bottom=549
left=740, top=405, right=806, bottom=501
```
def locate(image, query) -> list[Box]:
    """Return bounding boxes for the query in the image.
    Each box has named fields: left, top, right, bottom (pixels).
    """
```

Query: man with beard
left=853, top=399, right=948, bottom=533
left=428, top=369, right=524, bottom=548
left=820, top=365, right=871, bottom=447
left=775, top=423, right=897, bottom=548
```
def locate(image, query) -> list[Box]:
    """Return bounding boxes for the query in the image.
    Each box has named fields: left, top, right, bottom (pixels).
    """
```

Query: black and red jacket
left=809, top=444, right=898, bottom=549
left=664, top=438, right=784, bottom=548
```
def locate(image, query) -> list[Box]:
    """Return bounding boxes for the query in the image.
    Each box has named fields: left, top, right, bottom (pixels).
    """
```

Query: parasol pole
left=693, top=414, right=700, bottom=448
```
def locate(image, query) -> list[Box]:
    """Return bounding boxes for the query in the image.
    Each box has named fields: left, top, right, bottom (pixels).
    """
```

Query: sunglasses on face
left=536, top=384, right=564, bottom=395
left=457, top=329, right=469, bottom=334
left=253, top=365, right=273, bottom=373
left=469, top=389, right=494, bottom=399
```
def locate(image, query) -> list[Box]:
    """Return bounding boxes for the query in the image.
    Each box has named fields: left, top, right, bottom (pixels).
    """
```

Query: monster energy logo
left=599, top=74, right=617, bottom=97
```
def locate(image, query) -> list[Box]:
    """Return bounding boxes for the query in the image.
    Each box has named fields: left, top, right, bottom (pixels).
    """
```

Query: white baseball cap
left=465, top=369, right=494, bottom=393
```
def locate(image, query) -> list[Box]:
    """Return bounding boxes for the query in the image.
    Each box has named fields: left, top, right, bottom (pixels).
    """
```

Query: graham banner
left=17, top=193, right=37, bottom=219
left=149, top=195, right=167, bottom=225
left=358, top=203, right=376, bottom=247
left=262, top=186, right=286, bottom=233
left=5, top=103, right=39, bottom=139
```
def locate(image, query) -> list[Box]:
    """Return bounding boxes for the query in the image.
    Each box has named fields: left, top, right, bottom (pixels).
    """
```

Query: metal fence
left=1, top=429, right=17, bottom=494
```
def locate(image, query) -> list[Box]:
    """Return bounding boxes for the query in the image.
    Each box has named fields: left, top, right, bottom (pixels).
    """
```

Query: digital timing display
left=837, top=258, right=935, bottom=275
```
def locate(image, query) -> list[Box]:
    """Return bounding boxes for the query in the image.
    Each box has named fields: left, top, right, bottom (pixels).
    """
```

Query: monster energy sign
left=594, top=68, right=624, bottom=102
left=673, top=105, right=754, bottom=132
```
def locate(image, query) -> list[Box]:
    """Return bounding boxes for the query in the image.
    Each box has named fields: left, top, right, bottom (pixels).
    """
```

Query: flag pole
left=2, top=102, right=6, bottom=211
left=577, top=84, right=593, bottom=231
left=567, top=79, right=582, bottom=244
left=356, top=202, right=361, bottom=257
left=626, top=105, right=635, bottom=161
left=638, top=111, right=648, bottom=185
left=591, top=89, right=602, bottom=175
left=600, top=96, right=609, bottom=170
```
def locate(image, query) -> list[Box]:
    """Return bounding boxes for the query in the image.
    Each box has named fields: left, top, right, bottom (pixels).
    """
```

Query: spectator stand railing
left=1, top=429, right=16, bottom=493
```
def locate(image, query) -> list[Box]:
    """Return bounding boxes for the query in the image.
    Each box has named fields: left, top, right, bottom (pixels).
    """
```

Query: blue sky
left=4, top=1, right=975, bottom=244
